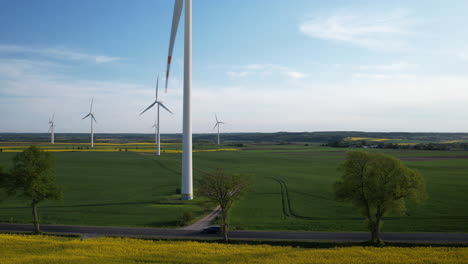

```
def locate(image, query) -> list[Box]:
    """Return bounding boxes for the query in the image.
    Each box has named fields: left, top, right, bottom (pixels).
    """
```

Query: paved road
left=1, top=223, right=467, bottom=243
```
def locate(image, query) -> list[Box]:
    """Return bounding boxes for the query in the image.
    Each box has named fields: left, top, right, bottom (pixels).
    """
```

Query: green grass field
left=0, top=151, right=211, bottom=227
left=0, top=144, right=467, bottom=232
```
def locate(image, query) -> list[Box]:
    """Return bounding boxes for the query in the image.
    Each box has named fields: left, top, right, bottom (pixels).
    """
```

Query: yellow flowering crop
left=369, top=138, right=392, bottom=142
left=0, top=234, right=466, bottom=264
left=0, top=147, right=239, bottom=153
left=346, top=137, right=374, bottom=141
left=346, top=137, right=394, bottom=142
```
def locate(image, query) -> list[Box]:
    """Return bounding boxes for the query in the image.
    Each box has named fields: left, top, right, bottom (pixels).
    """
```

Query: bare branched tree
left=198, top=169, right=249, bottom=242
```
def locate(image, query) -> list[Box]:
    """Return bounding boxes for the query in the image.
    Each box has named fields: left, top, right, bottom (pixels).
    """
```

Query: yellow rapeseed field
left=440, top=140, right=462, bottom=143
left=0, top=142, right=239, bottom=153
left=346, top=137, right=394, bottom=142
left=0, top=234, right=466, bottom=264
left=346, top=137, right=374, bottom=141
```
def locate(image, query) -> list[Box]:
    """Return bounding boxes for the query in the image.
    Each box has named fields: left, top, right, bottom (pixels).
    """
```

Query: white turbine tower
left=82, top=98, right=97, bottom=148
left=213, top=114, right=226, bottom=145
left=48, top=113, right=55, bottom=144
left=140, top=75, right=173, bottom=156
left=165, top=0, right=192, bottom=200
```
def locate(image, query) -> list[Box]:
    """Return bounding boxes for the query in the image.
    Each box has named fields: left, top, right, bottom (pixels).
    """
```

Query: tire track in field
left=268, top=177, right=326, bottom=220
left=136, top=152, right=181, bottom=175
left=269, top=176, right=356, bottom=220
left=268, top=177, right=468, bottom=221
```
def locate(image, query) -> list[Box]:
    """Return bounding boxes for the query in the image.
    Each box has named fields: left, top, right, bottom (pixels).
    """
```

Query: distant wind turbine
left=213, top=114, right=226, bottom=145
left=165, top=0, right=193, bottom=200
left=48, top=113, right=55, bottom=144
left=82, top=98, right=97, bottom=148
left=140, top=75, right=173, bottom=156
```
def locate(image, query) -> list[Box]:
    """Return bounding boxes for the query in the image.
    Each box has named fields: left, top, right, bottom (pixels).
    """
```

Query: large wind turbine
left=213, top=114, right=226, bottom=145
left=165, top=0, right=192, bottom=200
left=82, top=98, right=97, bottom=148
left=140, top=75, right=173, bottom=156
left=48, top=113, right=55, bottom=144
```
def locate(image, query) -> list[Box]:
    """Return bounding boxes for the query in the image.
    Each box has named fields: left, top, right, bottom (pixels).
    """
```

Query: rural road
left=1, top=223, right=467, bottom=243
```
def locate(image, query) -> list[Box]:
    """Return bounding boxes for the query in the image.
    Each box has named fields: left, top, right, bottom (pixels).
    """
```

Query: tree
left=3, top=146, right=63, bottom=233
left=0, top=166, right=8, bottom=201
left=198, top=169, right=249, bottom=242
left=334, top=151, right=427, bottom=244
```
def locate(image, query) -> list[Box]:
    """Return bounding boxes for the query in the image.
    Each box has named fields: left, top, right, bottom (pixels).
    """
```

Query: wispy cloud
left=285, top=71, right=307, bottom=79
left=299, top=9, right=411, bottom=50
left=0, top=44, right=120, bottom=64
left=352, top=62, right=417, bottom=80
left=1, top=57, right=468, bottom=133
left=225, top=64, right=307, bottom=80
left=358, top=62, right=416, bottom=71
left=352, top=73, right=414, bottom=80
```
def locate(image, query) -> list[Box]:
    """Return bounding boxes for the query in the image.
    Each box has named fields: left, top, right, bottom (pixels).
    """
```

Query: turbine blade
left=139, top=101, right=157, bottom=115
left=90, top=98, right=94, bottom=113
left=165, top=0, right=183, bottom=92
left=159, top=102, right=173, bottom=114
left=91, top=114, right=97, bottom=123
left=213, top=123, right=218, bottom=130
left=52, top=112, right=55, bottom=122
left=82, top=113, right=91, bottom=120
left=155, top=75, right=159, bottom=101
left=215, top=114, right=218, bottom=123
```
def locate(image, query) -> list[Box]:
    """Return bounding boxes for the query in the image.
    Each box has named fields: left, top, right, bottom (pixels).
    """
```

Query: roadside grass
left=1, top=234, right=467, bottom=264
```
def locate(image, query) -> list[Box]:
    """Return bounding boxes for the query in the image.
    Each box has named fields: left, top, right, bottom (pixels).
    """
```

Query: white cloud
left=1, top=58, right=468, bottom=133
left=358, top=62, right=416, bottom=71
left=285, top=71, right=307, bottom=80
left=227, top=71, right=249, bottom=78
left=0, top=44, right=120, bottom=64
left=299, top=9, right=410, bottom=50
left=225, top=64, right=307, bottom=80
left=352, top=73, right=393, bottom=79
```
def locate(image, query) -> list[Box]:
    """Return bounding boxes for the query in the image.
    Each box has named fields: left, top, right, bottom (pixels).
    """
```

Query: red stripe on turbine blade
left=167, top=56, right=172, bottom=64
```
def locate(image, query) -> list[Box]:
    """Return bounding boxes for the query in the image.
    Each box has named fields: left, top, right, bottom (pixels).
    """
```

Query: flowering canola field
left=0, top=142, right=238, bottom=153
left=0, top=234, right=467, bottom=264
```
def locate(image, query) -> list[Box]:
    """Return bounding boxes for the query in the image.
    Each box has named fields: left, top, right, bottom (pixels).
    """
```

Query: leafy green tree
left=198, top=169, right=249, bottom=242
left=4, top=146, right=63, bottom=233
left=334, top=151, right=427, bottom=244
left=0, top=166, right=8, bottom=201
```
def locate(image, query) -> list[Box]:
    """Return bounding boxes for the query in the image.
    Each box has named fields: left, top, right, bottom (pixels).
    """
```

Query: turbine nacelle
left=140, top=75, right=173, bottom=116
left=82, top=99, right=97, bottom=123
left=213, top=114, right=226, bottom=129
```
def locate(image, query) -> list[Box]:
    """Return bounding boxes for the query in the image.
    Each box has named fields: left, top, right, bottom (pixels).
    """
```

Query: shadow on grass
left=135, top=237, right=468, bottom=249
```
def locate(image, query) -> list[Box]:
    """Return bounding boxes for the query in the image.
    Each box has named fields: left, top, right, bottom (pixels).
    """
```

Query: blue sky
left=1, top=0, right=468, bottom=133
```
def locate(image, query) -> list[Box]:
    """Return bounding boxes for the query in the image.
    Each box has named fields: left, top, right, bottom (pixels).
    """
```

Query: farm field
left=0, top=143, right=467, bottom=232
left=0, top=150, right=211, bottom=227
left=1, top=234, right=467, bottom=264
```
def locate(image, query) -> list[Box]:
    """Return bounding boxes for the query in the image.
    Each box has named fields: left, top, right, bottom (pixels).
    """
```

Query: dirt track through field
left=399, top=155, right=468, bottom=161
left=267, top=150, right=468, bottom=161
